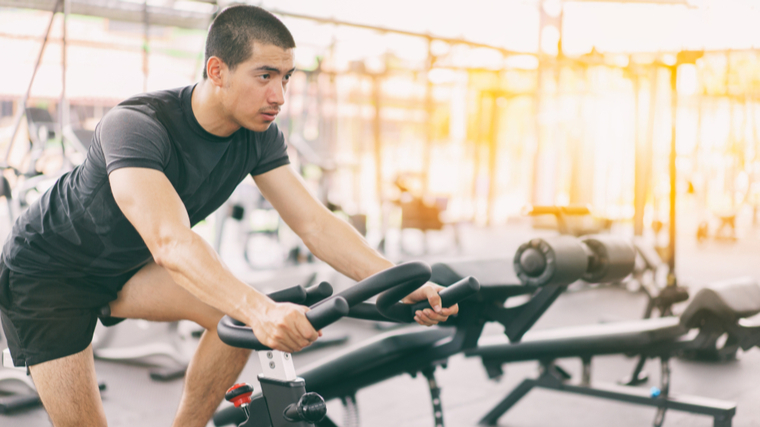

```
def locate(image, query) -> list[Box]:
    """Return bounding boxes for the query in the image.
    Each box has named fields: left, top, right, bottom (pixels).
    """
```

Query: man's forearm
left=301, top=213, right=393, bottom=282
left=154, top=228, right=272, bottom=325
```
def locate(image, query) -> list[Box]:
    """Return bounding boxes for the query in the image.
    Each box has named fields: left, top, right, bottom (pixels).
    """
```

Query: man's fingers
left=422, top=308, right=448, bottom=322
left=415, top=310, right=439, bottom=326
left=441, top=304, right=458, bottom=316
left=425, top=287, right=443, bottom=313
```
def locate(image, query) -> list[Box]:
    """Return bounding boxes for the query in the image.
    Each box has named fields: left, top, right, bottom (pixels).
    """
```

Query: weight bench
left=466, top=277, right=760, bottom=427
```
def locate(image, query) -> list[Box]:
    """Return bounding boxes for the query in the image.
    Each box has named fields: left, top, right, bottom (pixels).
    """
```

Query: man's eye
left=260, top=74, right=270, bottom=80
left=284, top=74, right=292, bottom=81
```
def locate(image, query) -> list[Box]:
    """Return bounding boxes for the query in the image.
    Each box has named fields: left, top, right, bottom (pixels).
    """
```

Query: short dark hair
left=203, top=5, right=296, bottom=79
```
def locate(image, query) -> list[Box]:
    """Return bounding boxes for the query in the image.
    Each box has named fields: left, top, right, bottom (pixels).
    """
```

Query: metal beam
left=0, top=0, right=212, bottom=30
left=570, top=0, right=690, bottom=3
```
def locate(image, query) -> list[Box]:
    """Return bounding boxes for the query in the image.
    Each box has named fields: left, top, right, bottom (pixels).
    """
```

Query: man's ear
left=207, top=56, right=226, bottom=87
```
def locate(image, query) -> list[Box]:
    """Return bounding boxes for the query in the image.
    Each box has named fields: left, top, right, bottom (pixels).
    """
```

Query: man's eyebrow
left=254, top=66, right=297, bottom=74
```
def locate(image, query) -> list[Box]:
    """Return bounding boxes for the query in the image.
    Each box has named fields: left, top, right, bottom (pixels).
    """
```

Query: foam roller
left=513, top=236, right=588, bottom=287
left=580, top=235, right=636, bottom=283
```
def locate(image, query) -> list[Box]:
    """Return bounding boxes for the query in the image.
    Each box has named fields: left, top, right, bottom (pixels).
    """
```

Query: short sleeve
left=98, top=107, right=170, bottom=175
left=250, top=123, right=290, bottom=176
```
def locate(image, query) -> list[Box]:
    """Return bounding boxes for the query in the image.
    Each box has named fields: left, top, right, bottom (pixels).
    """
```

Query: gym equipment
left=524, top=205, right=612, bottom=237
left=0, top=107, right=91, bottom=227
left=466, top=276, right=760, bottom=427
left=216, top=261, right=478, bottom=427
left=215, top=234, right=636, bottom=427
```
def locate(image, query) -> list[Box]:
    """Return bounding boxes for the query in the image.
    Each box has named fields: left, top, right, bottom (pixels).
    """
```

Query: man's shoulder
left=102, top=85, right=192, bottom=133
left=117, top=85, right=188, bottom=109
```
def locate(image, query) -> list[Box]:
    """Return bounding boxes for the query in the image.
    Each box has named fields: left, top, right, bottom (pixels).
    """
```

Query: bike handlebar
left=216, top=262, right=436, bottom=351
left=217, top=297, right=349, bottom=351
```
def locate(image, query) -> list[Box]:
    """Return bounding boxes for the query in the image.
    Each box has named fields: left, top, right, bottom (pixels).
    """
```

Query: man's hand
left=401, top=283, right=459, bottom=326
left=248, top=301, right=320, bottom=353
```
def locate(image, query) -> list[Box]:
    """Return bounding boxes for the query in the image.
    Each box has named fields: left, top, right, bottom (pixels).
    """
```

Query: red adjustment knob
left=225, top=383, right=254, bottom=408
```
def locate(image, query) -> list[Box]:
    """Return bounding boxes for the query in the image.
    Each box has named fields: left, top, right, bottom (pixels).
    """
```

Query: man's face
left=220, top=43, right=294, bottom=132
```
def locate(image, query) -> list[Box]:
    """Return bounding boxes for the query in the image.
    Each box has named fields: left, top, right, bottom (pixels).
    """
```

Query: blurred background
left=2, top=0, right=760, bottom=271
left=2, top=1, right=760, bottom=425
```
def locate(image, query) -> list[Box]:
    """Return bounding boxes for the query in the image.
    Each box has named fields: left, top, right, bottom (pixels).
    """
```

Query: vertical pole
left=59, top=0, right=70, bottom=157
left=633, top=67, right=645, bottom=236
left=5, top=0, right=62, bottom=163
left=373, top=75, right=382, bottom=207
left=422, top=37, right=434, bottom=194
left=143, top=0, right=149, bottom=93
left=373, top=74, right=387, bottom=251
left=667, top=65, right=678, bottom=286
left=486, top=95, right=500, bottom=226
left=532, top=60, right=543, bottom=205
left=644, top=66, right=659, bottom=232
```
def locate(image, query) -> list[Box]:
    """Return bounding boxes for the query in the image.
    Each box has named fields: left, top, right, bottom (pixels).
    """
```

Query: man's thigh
left=108, top=262, right=224, bottom=330
left=29, top=344, right=107, bottom=427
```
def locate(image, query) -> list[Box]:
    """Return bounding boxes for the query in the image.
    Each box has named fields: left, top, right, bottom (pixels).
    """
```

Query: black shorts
left=0, top=261, right=141, bottom=367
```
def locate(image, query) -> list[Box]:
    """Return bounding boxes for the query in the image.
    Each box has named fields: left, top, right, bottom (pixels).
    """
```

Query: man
left=0, top=5, right=457, bottom=427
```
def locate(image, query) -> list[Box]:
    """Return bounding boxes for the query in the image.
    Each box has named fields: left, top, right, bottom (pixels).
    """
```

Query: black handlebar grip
left=336, top=262, right=431, bottom=307
left=305, top=297, right=349, bottom=330
left=409, top=277, right=481, bottom=313
left=216, top=297, right=349, bottom=351
left=268, top=285, right=308, bottom=304
left=304, top=281, right=334, bottom=306
left=377, top=276, right=480, bottom=323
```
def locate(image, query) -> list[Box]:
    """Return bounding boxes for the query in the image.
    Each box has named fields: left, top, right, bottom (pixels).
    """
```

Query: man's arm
left=109, top=167, right=318, bottom=352
left=253, top=166, right=457, bottom=325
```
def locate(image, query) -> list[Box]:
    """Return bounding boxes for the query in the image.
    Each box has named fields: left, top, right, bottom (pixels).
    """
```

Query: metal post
left=5, top=0, right=62, bottom=163
left=422, top=37, right=434, bottom=194
left=531, top=62, right=543, bottom=205
left=373, top=75, right=382, bottom=206
left=633, top=68, right=644, bottom=236
left=143, top=0, right=150, bottom=92
left=486, top=95, right=500, bottom=226
left=59, top=0, right=70, bottom=158
left=667, top=65, right=678, bottom=286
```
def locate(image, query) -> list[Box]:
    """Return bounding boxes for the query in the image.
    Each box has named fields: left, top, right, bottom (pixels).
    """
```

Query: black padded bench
left=466, top=278, right=760, bottom=427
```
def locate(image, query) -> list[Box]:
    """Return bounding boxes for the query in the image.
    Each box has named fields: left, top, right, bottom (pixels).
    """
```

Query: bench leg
left=478, top=378, right=537, bottom=426
left=714, top=414, right=732, bottom=427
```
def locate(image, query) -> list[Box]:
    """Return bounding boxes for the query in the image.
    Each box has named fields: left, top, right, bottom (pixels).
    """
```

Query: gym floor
left=2, top=222, right=760, bottom=427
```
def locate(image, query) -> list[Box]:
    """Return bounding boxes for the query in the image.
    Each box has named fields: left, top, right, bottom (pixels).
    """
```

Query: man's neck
left=191, top=80, right=241, bottom=137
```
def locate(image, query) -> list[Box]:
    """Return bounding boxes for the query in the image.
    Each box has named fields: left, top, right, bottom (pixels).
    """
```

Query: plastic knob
left=650, top=387, right=661, bottom=398
left=225, top=383, right=254, bottom=408
left=284, top=392, right=327, bottom=422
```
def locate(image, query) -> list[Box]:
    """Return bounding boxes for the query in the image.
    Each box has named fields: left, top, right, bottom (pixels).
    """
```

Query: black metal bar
left=477, top=378, right=537, bottom=426
left=422, top=368, right=444, bottom=427
left=502, top=285, right=565, bottom=342
left=537, top=380, right=736, bottom=419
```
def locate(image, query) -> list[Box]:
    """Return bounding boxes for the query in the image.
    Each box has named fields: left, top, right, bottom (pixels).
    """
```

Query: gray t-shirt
left=3, top=84, right=289, bottom=278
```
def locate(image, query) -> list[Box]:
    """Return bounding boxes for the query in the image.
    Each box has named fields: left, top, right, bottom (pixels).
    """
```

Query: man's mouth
left=260, top=111, right=279, bottom=120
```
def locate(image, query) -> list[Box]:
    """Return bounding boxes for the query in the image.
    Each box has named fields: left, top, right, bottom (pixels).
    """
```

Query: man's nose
left=268, top=80, right=286, bottom=106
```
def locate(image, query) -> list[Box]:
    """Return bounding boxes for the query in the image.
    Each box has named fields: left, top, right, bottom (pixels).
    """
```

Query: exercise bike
left=215, top=261, right=479, bottom=427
